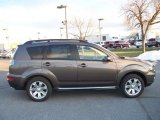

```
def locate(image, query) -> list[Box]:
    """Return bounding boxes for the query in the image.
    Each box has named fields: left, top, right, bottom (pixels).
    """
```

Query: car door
left=76, top=45, right=117, bottom=86
left=42, top=44, right=77, bottom=86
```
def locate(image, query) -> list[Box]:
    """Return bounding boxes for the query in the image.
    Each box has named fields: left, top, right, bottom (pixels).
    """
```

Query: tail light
left=7, top=76, right=14, bottom=81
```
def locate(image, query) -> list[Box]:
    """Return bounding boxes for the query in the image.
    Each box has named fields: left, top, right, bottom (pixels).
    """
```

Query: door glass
left=46, top=44, right=73, bottom=60
left=77, top=45, right=106, bottom=61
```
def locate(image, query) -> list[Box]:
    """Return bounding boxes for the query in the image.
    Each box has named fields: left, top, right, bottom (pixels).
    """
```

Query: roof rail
left=24, top=39, right=88, bottom=45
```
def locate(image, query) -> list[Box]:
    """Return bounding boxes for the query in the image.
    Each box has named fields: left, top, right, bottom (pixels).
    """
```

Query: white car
left=94, top=42, right=105, bottom=47
left=135, top=40, right=142, bottom=48
left=1, top=50, right=15, bottom=59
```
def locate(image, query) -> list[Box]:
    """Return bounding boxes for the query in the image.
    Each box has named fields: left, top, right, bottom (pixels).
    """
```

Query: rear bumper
left=7, top=74, right=25, bottom=90
left=136, top=45, right=142, bottom=47
left=147, top=43, right=156, bottom=46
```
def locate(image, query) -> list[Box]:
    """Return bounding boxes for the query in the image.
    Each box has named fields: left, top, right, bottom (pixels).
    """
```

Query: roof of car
left=24, top=39, right=88, bottom=46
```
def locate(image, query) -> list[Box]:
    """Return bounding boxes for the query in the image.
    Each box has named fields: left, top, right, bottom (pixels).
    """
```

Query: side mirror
left=102, top=56, right=113, bottom=62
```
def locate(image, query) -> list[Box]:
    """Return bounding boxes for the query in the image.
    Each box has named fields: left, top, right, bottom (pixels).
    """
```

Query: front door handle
left=43, top=62, right=51, bottom=66
left=79, top=63, right=87, bottom=68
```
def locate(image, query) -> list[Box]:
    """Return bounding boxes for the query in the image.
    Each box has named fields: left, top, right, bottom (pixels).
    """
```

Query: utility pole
left=57, top=5, right=68, bottom=39
left=98, top=18, right=104, bottom=44
left=3, top=28, right=9, bottom=49
left=60, top=27, right=63, bottom=39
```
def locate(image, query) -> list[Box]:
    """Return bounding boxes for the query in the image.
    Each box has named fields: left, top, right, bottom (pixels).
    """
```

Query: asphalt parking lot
left=0, top=59, right=160, bottom=120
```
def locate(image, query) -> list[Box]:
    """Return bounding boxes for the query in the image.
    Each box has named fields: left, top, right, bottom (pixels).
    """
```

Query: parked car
left=94, top=41, right=105, bottom=47
left=103, top=41, right=115, bottom=48
left=129, top=39, right=136, bottom=45
left=1, top=50, right=14, bottom=59
left=7, top=39, right=155, bottom=101
left=135, top=40, right=142, bottom=48
left=1, top=51, right=8, bottom=58
left=147, top=38, right=157, bottom=47
left=156, top=38, right=160, bottom=47
left=113, top=41, right=130, bottom=48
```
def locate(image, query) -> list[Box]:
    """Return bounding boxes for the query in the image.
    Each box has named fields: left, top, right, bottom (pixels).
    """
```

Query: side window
left=27, top=46, right=43, bottom=59
left=46, top=44, right=73, bottom=60
left=77, top=45, right=107, bottom=61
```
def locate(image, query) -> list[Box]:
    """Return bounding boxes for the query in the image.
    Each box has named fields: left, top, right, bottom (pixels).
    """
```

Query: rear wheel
left=26, top=77, right=52, bottom=102
left=120, top=74, right=144, bottom=98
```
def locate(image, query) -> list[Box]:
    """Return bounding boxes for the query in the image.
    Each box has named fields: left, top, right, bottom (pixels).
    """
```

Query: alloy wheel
left=125, top=78, right=142, bottom=96
left=29, top=81, right=48, bottom=99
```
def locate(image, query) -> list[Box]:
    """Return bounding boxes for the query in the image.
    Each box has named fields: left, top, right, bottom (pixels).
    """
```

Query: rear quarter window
left=27, top=46, right=43, bottom=59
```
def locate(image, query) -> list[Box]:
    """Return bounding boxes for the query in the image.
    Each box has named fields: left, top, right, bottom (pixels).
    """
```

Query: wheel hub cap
left=125, top=78, right=142, bottom=96
left=29, top=81, right=48, bottom=99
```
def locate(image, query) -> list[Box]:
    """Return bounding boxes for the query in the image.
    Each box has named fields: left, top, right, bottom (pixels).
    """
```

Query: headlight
left=148, top=66, right=153, bottom=71
left=148, top=65, right=155, bottom=72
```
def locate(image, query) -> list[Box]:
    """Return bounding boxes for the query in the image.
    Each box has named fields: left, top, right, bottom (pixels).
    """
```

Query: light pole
left=3, top=28, right=9, bottom=49
left=57, top=5, right=68, bottom=39
left=37, top=32, right=40, bottom=40
left=98, top=18, right=104, bottom=44
left=60, top=27, right=63, bottom=39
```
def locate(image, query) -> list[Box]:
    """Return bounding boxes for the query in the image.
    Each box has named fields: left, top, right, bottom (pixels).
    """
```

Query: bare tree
left=123, top=0, right=160, bottom=52
left=129, top=31, right=139, bottom=40
left=70, top=18, right=94, bottom=40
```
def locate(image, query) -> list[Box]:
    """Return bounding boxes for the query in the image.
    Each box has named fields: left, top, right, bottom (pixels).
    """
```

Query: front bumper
left=145, top=70, right=156, bottom=87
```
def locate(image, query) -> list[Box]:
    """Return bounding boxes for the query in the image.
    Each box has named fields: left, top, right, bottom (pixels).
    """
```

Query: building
left=86, top=34, right=117, bottom=43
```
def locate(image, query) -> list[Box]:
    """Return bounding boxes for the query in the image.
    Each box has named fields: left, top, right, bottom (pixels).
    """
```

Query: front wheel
left=120, top=74, right=144, bottom=98
left=26, top=77, right=52, bottom=102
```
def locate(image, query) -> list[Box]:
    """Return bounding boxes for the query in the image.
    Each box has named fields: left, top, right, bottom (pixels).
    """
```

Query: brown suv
left=7, top=39, right=155, bottom=102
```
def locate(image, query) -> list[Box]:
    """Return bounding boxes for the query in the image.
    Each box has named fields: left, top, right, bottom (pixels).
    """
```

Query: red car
left=103, top=41, right=115, bottom=48
left=113, top=41, right=130, bottom=48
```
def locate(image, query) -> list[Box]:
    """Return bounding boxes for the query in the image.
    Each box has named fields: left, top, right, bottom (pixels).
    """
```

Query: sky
left=0, top=0, right=129, bottom=44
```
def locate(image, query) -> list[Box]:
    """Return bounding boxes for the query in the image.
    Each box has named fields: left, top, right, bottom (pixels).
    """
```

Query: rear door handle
left=78, top=63, right=87, bottom=68
left=43, top=62, right=51, bottom=66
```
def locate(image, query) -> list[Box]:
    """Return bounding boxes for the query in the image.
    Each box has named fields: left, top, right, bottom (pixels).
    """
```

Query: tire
left=136, top=46, right=139, bottom=48
left=26, top=77, right=52, bottom=102
left=120, top=74, right=144, bottom=98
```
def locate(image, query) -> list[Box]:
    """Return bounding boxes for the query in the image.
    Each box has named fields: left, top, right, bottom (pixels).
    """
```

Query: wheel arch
left=118, top=71, right=147, bottom=87
left=24, top=74, right=57, bottom=89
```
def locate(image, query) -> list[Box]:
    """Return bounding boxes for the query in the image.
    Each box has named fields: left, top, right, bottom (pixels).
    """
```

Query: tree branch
left=151, top=21, right=160, bottom=25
